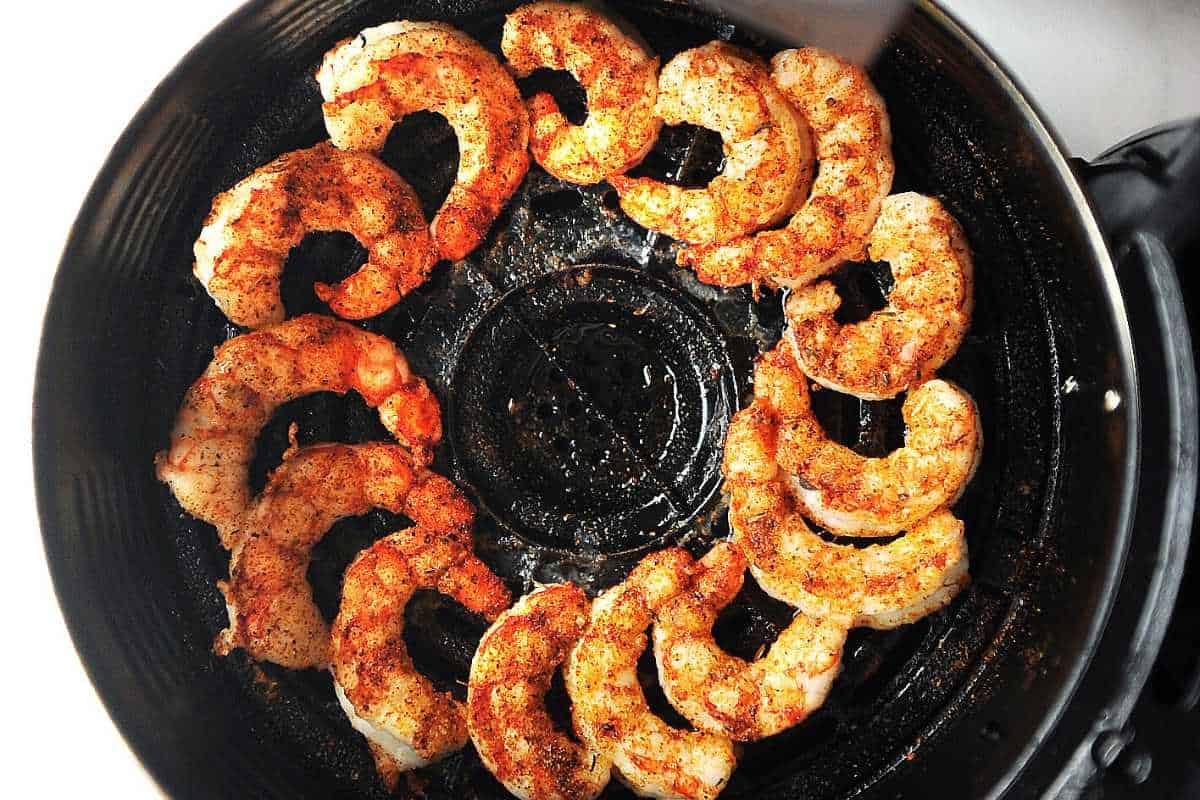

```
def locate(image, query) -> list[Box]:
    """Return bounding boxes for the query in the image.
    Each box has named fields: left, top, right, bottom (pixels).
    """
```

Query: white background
left=1, top=1, right=1196, bottom=796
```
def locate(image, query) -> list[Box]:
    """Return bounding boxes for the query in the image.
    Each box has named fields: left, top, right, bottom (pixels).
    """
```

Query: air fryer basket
left=35, top=1, right=1145, bottom=798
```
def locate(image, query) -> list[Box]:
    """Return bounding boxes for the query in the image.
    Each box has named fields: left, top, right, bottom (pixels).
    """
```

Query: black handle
left=1080, top=117, right=1200, bottom=260
left=1073, top=119, right=1200, bottom=800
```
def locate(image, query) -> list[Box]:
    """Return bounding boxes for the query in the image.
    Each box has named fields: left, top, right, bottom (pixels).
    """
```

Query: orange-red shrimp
left=193, top=142, right=435, bottom=328
left=155, top=314, right=441, bottom=549
left=469, top=583, right=612, bottom=800
left=681, top=47, right=893, bottom=288
left=318, top=21, right=530, bottom=261
left=332, top=527, right=511, bottom=773
left=215, top=442, right=473, bottom=669
left=502, top=1, right=661, bottom=184
left=609, top=41, right=812, bottom=246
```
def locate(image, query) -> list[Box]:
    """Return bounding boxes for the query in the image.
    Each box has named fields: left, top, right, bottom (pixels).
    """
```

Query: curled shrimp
left=565, top=549, right=736, bottom=800
left=214, top=442, right=473, bottom=669
left=725, top=402, right=969, bottom=629
left=317, top=21, right=530, bottom=261
left=680, top=46, right=894, bottom=288
left=652, top=542, right=847, bottom=741
left=608, top=41, right=813, bottom=245
left=502, top=1, right=661, bottom=185
left=469, top=583, right=612, bottom=800
left=154, top=314, right=441, bottom=549
left=332, top=526, right=512, bottom=773
left=193, top=142, right=435, bottom=328
left=784, top=193, right=974, bottom=399
left=755, top=341, right=980, bottom=536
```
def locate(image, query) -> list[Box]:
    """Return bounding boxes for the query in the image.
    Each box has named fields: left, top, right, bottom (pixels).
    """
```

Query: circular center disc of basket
left=449, top=264, right=734, bottom=554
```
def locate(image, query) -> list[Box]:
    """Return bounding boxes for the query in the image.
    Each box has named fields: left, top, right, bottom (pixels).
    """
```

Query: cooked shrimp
left=317, top=21, right=530, bottom=261
left=469, top=583, right=612, bottom=800
left=755, top=341, right=980, bottom=536
left=501, top=2, right=661, bottom=185
left=565, top=550, right=736, bottom=800
left=155, top=314, right=441, bottom=549
left=608, top=41, right=812, bottom=245
left=784, top=193, right=973, bottom=398
left=193, top=142, right=435, bottom=328
left=724, top=401, right=970, bottom=629
left=652, top=542, right=847, bottom=740
left=214, top=442, right=474, bottom=669
left=332, top=526, right=512, bottom=773
left=680, top=47, right=893, bottom=288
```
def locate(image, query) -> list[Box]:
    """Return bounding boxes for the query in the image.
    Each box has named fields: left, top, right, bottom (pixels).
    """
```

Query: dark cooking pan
left=33, top=1, right=1199, bottom=798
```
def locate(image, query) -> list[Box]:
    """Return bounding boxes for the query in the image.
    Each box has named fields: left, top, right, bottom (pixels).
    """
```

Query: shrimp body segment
left=193, top=142, right=435, bottom=328
left=332, top=527, right=512, bottom=772
left=785, top=193, right=974, bottom=399
left=502, top=1, right=661, bottom=185
left=566, top=550, right=736, bottom=800
left=318, top=21, right=530, bottom=261
left=756, top=342, right=981, bottom=536
left=155, top=314, right=441, bottom=549
left=609, top=41, right=813, bottom=245
left=723, top=360, right=970, bottom=629
left=680, top=47, right=893, bottom=288
left=469, top=583, right=612, bottom=800
left=215, top=443, right=474, bottom=669
left=652, top=543, right=848, bottom=740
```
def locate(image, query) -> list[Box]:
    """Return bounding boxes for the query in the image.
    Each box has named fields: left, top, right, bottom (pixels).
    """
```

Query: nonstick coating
left=34, top=1, right=1139, bottom=798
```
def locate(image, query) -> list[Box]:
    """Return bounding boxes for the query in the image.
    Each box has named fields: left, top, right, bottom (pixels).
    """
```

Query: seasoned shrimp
left=469, top=583, right=612, bottom=800
left=724, top=402, right=969, bottom=629
left=784, top=193, right=974, bottom=398
left=565, top=550, right=736, bottom=800
left=755, top=341, right=980, bottom=536
left=317, top=21, right=530, bottom=261
left=193, top=142, right=435, bottom=328
left=680, top=47, right=894, bottom=288
left=332, top=526, right=512, bottom=773
left=215, top=442, right=473, bottom=669
left=501, top=1, right=661, bottom=185
left=608, top=41, right=812, bottom=245
left=155, top=314, right=441, bottom=549
left=652, top=543, right=847, bottom=740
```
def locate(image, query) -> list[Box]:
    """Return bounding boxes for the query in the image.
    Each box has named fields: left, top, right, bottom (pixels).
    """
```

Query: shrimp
left=565, top=549, right=736, bottom=800
left=317, top=21, right=530, bottom=261
left=154, top=314, right=441, bottom=550
left=193, top=142, right=435, bottom=328
left=784, top=193, right=974, bottom=399
left=214, top=442, right=474, bottom=669
left=332, top=526, right=512, bottom=773
left=652, top=543, right=847, bottom=741
left=680, top=47, right=894, bottom=288
left=608, top=41, right=813, bottom=245
left=469, top=583, right=612, bottom=800
left=723, top=368, right=970, bottom=629
left=501, top=1, right=661, bottom=185
left=724, top=406, right=968, bottom=629
left=755, top=341, right=980, bottom=536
